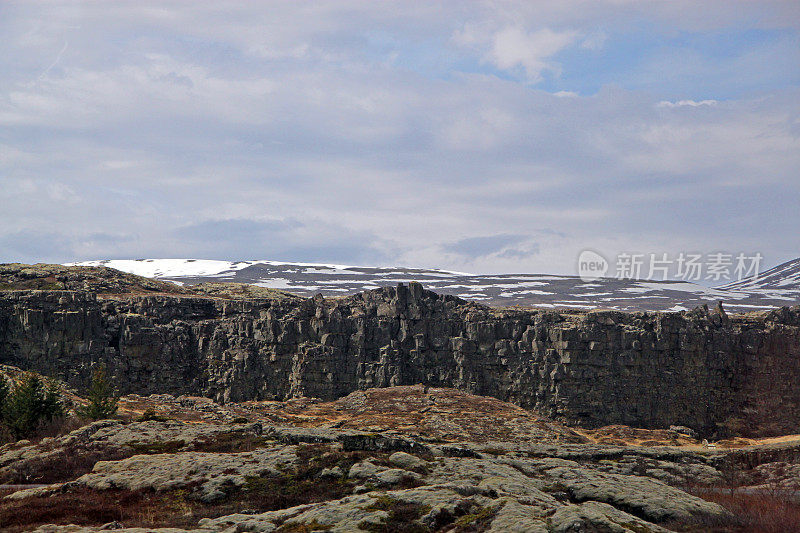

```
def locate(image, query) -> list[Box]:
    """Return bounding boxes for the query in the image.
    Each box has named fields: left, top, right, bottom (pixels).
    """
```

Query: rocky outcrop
left=1, top=280, right=799, bottom=437
left=3, top=386, right=800, bottom=532
left=0, top=263, right=191, bottom=294
left=3, top=418, right=735, bottom=532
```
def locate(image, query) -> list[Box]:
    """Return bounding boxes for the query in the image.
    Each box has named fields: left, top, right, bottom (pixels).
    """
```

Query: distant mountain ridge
left=719, top=257, right=800, bottom=291
left=66, top=257, right=800, bottom=313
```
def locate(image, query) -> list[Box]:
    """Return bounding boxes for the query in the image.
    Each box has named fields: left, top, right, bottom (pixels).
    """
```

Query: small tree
left=1, top=373, right=64, bottom=439
left=79, top=365, right=119, bottom=420
left=0, top=376, right=8, bottom=411
left=0, top=377, right=9, bottom=442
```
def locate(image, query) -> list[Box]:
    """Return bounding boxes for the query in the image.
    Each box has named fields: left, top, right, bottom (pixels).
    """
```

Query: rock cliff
left=1, top=266, right=799, bottom=437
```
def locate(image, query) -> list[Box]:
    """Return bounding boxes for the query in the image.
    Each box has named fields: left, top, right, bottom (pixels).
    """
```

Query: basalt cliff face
left=1, top=267, right=799, bottom=437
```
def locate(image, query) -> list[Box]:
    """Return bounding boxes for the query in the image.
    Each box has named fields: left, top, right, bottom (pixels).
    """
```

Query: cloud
left=580, top=31, right=607, bottom=50
left=497, top=245, right=541, bottom=260
left=0, top=231, right=134, bottom=264
left=657, top=99, right=718, bottom=108
left=443, top=234, right=531, bottom=258
left=172, top=218, right=391, bottom=265
left=0, top=231, right=75, bottom=263
left=454, top=25, right=578, bottom=82
left=175, top=218, right=301, bottom=242
left=488, top=27, right=577, bottom=82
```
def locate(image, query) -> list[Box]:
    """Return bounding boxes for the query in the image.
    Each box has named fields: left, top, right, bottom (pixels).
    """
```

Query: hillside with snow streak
left=67, top=258, right=800, bottom=313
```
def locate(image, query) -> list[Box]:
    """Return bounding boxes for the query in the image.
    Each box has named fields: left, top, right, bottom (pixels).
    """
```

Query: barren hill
left=68, top=257, right=800, bottom=312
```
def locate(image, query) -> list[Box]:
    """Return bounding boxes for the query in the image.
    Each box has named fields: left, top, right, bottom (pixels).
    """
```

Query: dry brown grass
left=0, top=412, right=90, bottom=447
left=0, top=486, right=242, bottom=532
left=0, top=446, right=131, bottom=485
left=678, top=484, right=800, bottom=532
left=190, top=432, right=274, bottom=453
left=0, top=472, right=351, bottom=532
left=247, top=385, right=587, bottom=445
left=581, top=424, right=700, bottom=447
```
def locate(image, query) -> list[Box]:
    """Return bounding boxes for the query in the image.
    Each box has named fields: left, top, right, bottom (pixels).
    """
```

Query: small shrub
left=452, top=504, right=499, bottom=532
left=78, top=365, right=119, bottom=420
left=0, top=486, right=240, bottom=532
left=191, top=433, right=273, bottom=453
left=137, top=408, right=169, bottom=422
left=236, top=444, right=388, bottom=511
left=479, top=447, right=507, bottom=456
left=362, top=496, right=432, bottom=532
left=128, top=440, right=186, bottom=454
left=31, top=414, right=89, bottom=441
left=0, top=488, right=131, bottom=532
left=243, top=472, right=353, bottom=511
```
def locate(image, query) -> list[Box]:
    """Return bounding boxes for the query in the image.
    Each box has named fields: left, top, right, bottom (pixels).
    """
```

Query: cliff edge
left=1, top=263, right=799, bottom=438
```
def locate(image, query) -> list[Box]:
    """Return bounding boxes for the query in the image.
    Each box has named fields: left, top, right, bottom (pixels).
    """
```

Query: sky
left=1, top=0, right=799, bottom=277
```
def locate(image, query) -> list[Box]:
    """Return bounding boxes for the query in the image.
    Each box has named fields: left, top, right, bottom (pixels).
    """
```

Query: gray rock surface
left=388, top=451, right=427, bottom=470
left=549, top=501, right=673, bottom=533
left=0, top=419, right=267, bottom=485
left=78, top=446, right=296, bottom=502
left=4, top=419, right=746, bottom=532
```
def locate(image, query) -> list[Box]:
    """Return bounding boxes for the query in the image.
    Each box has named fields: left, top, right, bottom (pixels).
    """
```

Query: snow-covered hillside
left=66, top=258, right=800, bottom=313
left=719, top=257, right=800, bottom=296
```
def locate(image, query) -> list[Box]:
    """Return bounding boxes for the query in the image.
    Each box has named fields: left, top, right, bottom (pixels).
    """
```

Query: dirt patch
left=582, top=425, right=700, bottom=447
left=245, top=385, right=588, bottom=445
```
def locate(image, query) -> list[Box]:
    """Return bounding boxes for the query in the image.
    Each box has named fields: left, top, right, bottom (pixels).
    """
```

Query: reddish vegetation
left=582, top=424, right=700, bottom=446
left=110, top=385, right=589, bottom=444
left=684, top=486, right=800, bottom=533
left=0, top=447, right=130, bottom=485
left=0, top=487, right=234, bottom=533
left=246, top=385, right=588, bottom=444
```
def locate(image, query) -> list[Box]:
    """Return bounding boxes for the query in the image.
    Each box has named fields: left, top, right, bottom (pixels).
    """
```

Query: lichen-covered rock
left=486, top=498, right=549, bottom=532
left=549, top=501, right=672, bottom=533
left=388, top=451, right=427, bottom=470
left=5, top=415, right=793, bottom=532
left=77, top=446, right=297, bottom=502
left=347, top=459, right=419, bottom=486
left=540, top=465, right=729, bottom=523
left=0, top=419, right=267, bottom=485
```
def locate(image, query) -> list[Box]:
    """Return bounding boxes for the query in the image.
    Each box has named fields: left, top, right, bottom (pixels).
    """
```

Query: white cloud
left=455, top=24, right=578, bottom=82
left=490, top=27, right=577, bottom=81
left=580, top=31, right=607, bottom=50
left=657, top=99, right=718, bottom=108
